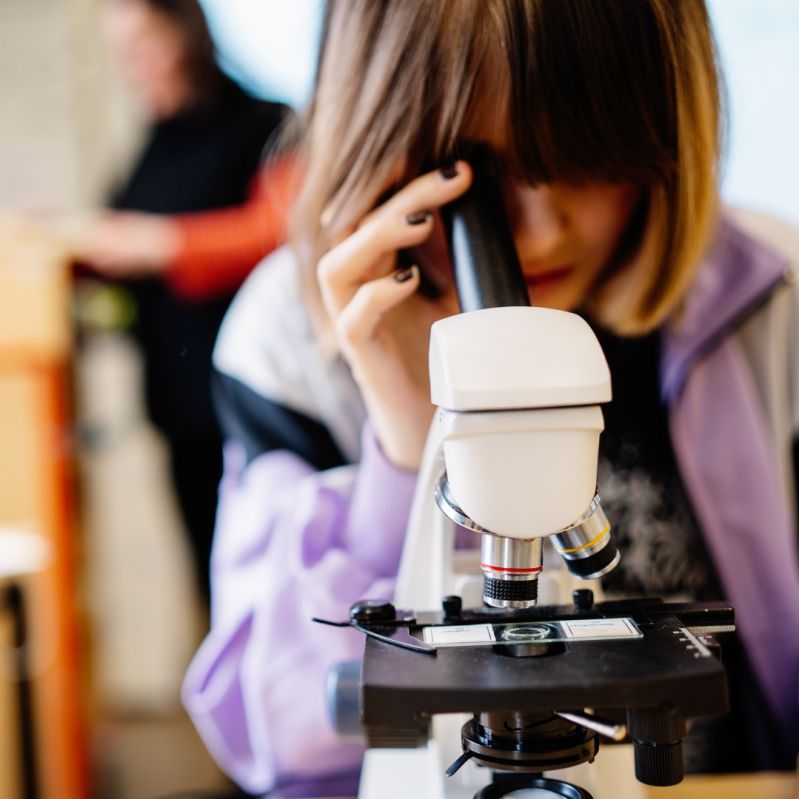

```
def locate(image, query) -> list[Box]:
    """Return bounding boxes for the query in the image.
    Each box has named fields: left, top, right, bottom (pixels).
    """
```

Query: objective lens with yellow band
left=551, top=494, right=620, bottom=579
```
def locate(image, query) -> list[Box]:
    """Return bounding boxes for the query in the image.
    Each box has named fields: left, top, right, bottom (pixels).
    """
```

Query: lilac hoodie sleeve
left=181, top=424, right=417, bottom=794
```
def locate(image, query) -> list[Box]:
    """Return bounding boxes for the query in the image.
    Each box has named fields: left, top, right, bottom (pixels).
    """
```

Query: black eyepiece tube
left=441, top=152, right=530, bottom=312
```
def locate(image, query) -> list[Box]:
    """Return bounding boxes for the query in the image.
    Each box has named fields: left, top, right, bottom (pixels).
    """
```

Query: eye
left=499, top=180, right=524, bottom=229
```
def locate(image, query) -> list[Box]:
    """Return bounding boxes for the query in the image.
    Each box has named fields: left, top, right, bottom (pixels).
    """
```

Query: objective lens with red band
left=480, top=536, right=543, bottom=609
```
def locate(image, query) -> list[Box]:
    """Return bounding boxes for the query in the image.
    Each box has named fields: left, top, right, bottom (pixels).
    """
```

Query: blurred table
left=644, top=771, right=796, bottom=798
left=248, top=770, right=798, bottom=799
left=0, top=216, right=88, bottom=799
left=551, top=745, right=797, bottom=799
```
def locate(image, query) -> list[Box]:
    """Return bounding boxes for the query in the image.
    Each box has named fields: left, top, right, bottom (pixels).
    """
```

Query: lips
left=523, top=265, right=573, bottom=290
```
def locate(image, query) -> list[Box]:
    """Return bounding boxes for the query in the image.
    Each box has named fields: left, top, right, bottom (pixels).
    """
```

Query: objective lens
left=434, top=474, right=545, bottom=608
left=481, top=535, right=543, bottom=609
left=551, top=495, right=619, bottom=579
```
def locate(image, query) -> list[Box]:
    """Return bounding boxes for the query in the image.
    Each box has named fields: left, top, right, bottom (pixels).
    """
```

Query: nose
left=508, top=184, right=568, bottom=263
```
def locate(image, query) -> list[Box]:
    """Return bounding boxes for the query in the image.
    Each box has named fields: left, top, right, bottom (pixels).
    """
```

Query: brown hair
left=291, top=0, right=723, bottom=334
left=115, top=0, right=223, bottom=101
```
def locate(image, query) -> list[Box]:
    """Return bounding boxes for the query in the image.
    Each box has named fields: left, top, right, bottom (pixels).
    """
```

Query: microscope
left=318, top=157, right=734, bottom=799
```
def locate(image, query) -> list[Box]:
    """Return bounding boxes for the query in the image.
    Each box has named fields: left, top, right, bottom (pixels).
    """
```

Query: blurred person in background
left=72, top=0, right=291, bottom=601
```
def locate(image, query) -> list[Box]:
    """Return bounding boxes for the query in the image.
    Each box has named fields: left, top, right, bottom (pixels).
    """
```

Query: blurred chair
left=0, top=529, right=51, bottom=799
left=0, top=216, right=88, bottom=798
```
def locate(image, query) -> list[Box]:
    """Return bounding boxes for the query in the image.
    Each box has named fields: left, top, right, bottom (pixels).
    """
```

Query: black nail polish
left=394, top=266, right=416, bottom=283
left=439, top=163, right=458, bottom=179
left=406, top=211, right=431, bottom=225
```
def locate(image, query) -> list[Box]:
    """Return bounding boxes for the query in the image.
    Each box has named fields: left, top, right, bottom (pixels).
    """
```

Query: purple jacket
left=183, top=216, right=799, bottom=794
left=664, top=215, right=799, bottom=753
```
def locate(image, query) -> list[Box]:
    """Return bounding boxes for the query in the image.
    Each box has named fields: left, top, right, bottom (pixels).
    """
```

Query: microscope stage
left=360, top=600, right=732, bottom=735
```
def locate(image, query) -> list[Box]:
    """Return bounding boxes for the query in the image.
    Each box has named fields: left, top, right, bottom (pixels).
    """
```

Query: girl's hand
left=318, top=162, right=472, bottom=469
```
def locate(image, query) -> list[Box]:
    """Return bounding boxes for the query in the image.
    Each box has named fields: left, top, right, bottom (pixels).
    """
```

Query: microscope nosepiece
left=551, top=494, right=619, bottom=579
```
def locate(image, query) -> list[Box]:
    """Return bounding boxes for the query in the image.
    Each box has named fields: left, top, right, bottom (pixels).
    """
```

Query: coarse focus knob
left=627, top=706, right=686, bottom=743
left=326, top=660, right=362, bottom=737
left=628, top=706, right=685, bottom=786
left=633, top=740, right=684, bottom=786
left=349, top=599, right=396, bottom=624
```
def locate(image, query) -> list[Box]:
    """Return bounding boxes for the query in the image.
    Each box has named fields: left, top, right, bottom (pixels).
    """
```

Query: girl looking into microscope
left=183, top=1, right=799, bottom=794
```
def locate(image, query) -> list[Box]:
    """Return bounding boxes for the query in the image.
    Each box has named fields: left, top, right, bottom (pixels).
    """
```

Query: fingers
left=372, top=161, right=472, bottom=221
left=318, top=162, right=472, bottom=316
left=318, top=211, right=432, bottom=316
left=335, top=265, right=420, bottom=351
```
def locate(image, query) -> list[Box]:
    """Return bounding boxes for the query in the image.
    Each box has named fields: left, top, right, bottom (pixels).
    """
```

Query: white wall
left=709, top=0, right=799, bottom=224
left=200, top=0, right=323, bottom=109
left=0, top=0, right=141, bottom=212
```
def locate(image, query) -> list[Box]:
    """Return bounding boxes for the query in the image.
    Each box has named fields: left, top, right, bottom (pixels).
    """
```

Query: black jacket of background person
left=110, top=74, right=287, bottom=597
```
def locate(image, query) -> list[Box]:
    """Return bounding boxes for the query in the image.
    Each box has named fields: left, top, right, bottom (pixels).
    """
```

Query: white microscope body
left=358, top=303, right=613, bottom=799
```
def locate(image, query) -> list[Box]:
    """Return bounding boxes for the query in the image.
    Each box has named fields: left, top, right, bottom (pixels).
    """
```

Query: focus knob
left=627, top=706, right=685, bottom=786
left=633, top=740, right=684, bottom=786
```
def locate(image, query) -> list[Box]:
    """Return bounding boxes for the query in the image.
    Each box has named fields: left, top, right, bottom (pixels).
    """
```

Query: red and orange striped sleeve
left=167, top=156, right=301, bottom=300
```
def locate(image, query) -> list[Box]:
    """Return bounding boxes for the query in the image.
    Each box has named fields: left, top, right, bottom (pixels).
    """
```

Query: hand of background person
left=317, top=161, right=473, bottom=470
left=63, top=210, right=181, bottom=277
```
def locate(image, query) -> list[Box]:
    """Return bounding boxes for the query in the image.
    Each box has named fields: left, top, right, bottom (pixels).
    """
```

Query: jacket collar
left=660, top=213, right=790, bottom=402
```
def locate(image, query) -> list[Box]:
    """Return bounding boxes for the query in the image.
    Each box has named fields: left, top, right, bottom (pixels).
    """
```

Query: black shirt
left=111, top=75, right=287, bottom=438
left=592, top=325, right=719, bottom=600
left=591, top=323, right=793, bottom=771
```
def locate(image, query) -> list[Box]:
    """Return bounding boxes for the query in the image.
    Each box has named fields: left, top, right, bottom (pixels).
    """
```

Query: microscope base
left=359, top=743, right=596, bottom=799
